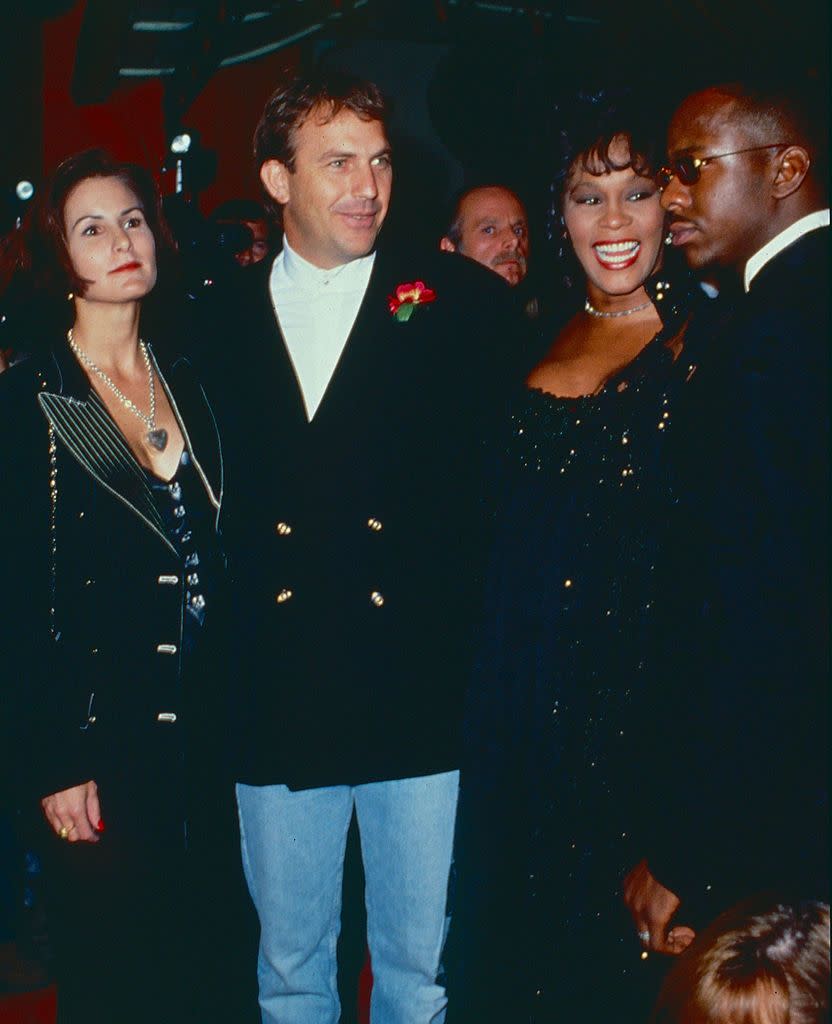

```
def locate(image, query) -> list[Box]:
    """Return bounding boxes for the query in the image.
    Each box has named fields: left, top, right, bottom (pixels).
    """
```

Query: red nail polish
left=97, top=819, right=105, bottom=832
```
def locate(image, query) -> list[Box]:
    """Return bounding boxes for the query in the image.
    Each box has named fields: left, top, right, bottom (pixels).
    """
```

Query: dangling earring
left=67, top=291, right=74, bottom=301
left=664, top=231, right=673, bottom=246
left=558, top=214, right=570, bottom=262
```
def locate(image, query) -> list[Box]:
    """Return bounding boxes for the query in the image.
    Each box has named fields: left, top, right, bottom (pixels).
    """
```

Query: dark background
left=0, top=0, right=827, bottom=249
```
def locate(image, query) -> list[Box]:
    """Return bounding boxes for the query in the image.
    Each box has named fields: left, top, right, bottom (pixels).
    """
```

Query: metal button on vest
left=275, top=522, right=293, bottom=536
left=156, top=643, right=177, bottom=655
left=367, top=518, right=383, bottom=532
left=276, top=588, right=293, bottom=604
left=370, top=591, right=385, bottom=607
left=156, top=712, right=177, bottom=723
left=157, top=574, right=179, bottom=586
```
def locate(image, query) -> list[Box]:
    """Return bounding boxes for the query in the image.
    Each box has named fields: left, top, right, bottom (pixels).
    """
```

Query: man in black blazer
left=209, top=71, right=517, bottom=1022
left=625, top=77, right=829, bottom=955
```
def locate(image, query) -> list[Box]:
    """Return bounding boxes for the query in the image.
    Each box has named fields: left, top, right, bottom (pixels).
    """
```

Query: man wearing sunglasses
left=625, top=77, right=829, bottom=957
left=658, top=84, right=827, bottom=280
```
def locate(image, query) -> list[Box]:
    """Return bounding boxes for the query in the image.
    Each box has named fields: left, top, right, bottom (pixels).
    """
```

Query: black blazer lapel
left=246, top=262, right=310, bottom=426
left=296, top=252, right=400, bottom=424
left=37, top=339, right=225, bottom=552
left=252, top=247, right=429, bottom=426
left=254, top=247, right=397, bottom=424
left=37, top=387, right=172, bottom=550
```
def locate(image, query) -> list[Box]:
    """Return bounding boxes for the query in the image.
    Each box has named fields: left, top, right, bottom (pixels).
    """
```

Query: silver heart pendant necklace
left=68, top=329, right=168, bottom=452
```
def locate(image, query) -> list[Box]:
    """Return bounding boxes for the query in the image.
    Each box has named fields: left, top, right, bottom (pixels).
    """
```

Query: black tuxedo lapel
left=244, top=268, right=309, bottom=428
left=305, top=255, right=398, bottom=425
left=257, top=250, right=399, bottom=427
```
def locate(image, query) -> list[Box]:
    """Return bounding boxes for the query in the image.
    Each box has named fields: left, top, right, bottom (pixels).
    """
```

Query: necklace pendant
left=146, top=428, right=168, bottom=452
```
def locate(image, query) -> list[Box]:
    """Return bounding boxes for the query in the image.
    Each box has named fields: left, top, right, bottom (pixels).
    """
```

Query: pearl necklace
left=67, top=329, right=168, bottom=451
left=584, top=297, right=652, bottom=319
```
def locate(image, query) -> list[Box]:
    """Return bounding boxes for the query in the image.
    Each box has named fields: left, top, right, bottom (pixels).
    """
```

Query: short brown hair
left=651, top=897, right=830, bottom=1024
left=253, top=70, right=389, bottom=218
left=7, top=149, right=178, bottom=344
left=31, top=148, right=175, bottom=299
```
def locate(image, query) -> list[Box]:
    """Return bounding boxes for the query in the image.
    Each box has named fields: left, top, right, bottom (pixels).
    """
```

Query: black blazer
left=200, top=245, right=522, bottom=789
left=0, top=337, right=225, bottom=814
left=647, top=225, right=830, bottom=914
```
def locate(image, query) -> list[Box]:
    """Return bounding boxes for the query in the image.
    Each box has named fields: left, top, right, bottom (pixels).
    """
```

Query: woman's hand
left=41, top=780, right=103, bottom=843
left=623, top=858, right=696, bottom=955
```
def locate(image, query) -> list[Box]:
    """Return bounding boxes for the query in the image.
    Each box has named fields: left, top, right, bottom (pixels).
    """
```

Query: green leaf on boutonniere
left=394, top=303, right=416, bottom=322
left=388, top=281, right=437, bottom=322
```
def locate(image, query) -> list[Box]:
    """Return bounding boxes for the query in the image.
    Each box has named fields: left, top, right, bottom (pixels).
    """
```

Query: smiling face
left=563, top=136, right=665, bottom=303
left=260, top=105, right=392, bottom=269
left=662, top=90, right=778, bottom=272
left=445, top=187, right=529, bottom=285
left=63, top=175, right=157, bottom=303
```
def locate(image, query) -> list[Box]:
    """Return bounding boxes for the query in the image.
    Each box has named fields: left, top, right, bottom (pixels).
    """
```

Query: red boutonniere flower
left=387, top=280, right=437, bottom=322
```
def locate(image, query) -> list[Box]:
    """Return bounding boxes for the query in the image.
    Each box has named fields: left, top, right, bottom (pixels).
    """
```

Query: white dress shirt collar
left=744, top=208, right=830, bottom=292
left=269, top=236, right=376, bottom=422
left=280, top=236, right=376, bottom=292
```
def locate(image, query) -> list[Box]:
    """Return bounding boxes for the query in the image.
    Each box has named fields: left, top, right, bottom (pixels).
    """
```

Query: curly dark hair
left=545, top=89, right=664, bottom=289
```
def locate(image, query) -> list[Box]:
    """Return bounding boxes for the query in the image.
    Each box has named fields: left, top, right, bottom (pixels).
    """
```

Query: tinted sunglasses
left=656, top=143, right=788, bottom=189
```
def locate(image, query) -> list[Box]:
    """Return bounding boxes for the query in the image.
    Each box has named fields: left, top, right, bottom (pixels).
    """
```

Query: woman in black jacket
left=0, top=149, right=253, bottom=1023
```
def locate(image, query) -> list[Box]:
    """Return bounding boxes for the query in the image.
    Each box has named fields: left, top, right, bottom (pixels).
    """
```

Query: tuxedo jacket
left=201, top=246, right=521, bottom=789
left=647, top=225, right=830, bottom=914
left=0, top=337, right=226, bottom=827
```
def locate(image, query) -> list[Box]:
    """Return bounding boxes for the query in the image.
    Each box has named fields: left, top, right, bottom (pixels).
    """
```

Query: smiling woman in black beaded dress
left=449, top=92, right=702, bottom=1021
left=0, top=150, right=254, bottom=1023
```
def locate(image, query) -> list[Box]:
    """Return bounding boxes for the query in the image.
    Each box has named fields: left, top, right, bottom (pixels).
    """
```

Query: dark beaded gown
left=450, top=284, right=699, bottom=1022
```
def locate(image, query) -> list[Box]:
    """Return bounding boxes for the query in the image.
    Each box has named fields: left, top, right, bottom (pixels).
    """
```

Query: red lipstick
left=592, top=239, right=641, bottom=271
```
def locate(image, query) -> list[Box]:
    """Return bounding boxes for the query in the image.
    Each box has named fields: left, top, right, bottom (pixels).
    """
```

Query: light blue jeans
left=237, top=771, right=459, bottom=1024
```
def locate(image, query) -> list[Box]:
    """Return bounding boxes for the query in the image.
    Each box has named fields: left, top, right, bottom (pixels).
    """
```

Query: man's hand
left=623, top=859, right=695, bottom=955
left=41, top=780, right=103, bottom=843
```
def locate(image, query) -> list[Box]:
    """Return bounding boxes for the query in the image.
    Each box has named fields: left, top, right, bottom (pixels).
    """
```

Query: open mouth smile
left=593, top=240, right=640, bottom=270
